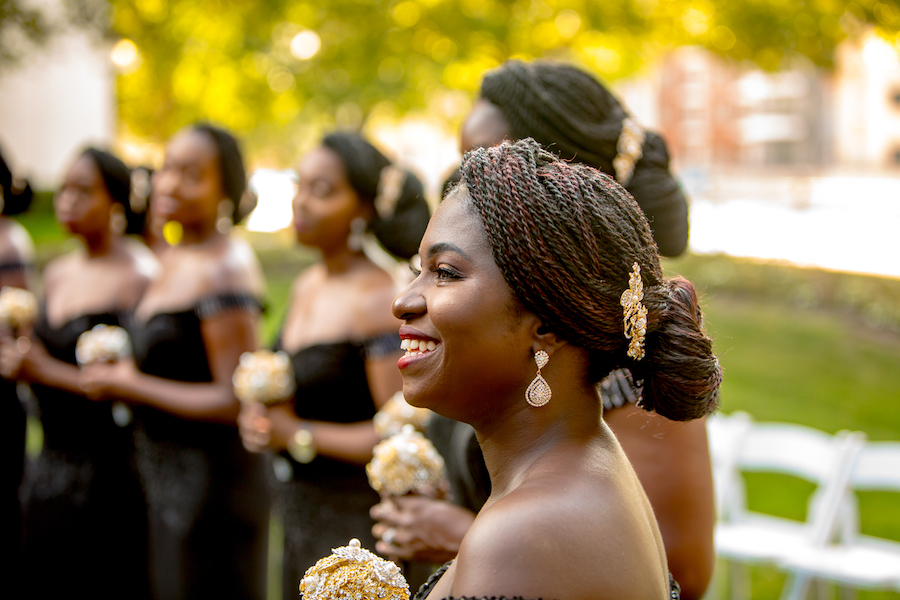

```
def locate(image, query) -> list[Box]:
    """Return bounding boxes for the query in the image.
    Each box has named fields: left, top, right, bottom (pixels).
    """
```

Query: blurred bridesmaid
left=237, top=132, right=429, bottom=599
left=0, top=145, right=36, bottom=594
left=0, top=147, right=155, bottom=597
left=81, top=124, right=269, bottom=600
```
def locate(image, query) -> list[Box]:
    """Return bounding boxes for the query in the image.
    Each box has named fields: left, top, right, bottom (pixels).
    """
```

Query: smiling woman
left=388, top=138, right=720, bottom=600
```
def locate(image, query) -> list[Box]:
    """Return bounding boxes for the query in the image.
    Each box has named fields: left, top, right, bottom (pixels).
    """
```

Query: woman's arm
left=82, top=308, right=258, bottom=424
left=0, top=334, right=84, bottom=394
left=604, top=405, right=716, bottom=600
left=239, top=352, right=403, bottom=464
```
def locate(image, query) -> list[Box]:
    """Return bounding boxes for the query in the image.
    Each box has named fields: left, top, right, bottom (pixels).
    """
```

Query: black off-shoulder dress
left=22, top=308, right=151, bottom=598
left=413, top=562, right=681, bottom=600
left=269, top=331, right=399, bottom=600
left=128, top=293, right=269, bottom=600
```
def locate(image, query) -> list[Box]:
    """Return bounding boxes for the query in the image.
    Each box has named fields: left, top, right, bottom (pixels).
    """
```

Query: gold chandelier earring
left=525, top=350, right=551, bottom=407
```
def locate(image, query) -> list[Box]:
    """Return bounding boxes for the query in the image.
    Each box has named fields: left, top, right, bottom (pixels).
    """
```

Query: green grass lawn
left=662, top=256, right=900, bottom=600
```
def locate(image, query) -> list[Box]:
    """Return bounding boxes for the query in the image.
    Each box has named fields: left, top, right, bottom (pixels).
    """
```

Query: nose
left=392, top=278, right=426, bottom=321
left=153, top=168, right=178, bottom=197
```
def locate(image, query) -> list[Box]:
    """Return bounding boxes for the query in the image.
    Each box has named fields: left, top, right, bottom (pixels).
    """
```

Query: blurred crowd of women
left=1, top=59, right=718, bottom=600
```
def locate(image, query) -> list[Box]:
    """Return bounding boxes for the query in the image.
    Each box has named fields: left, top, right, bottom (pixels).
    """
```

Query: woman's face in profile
left=152, top=129, right=224, bottom=227
left=459, top=99, right=511, bottom=154
left=391, top=188, right=535, bottom=423
left=54, top=155, right=113, bottom=236
left=291, top=146, right=367, bottom=250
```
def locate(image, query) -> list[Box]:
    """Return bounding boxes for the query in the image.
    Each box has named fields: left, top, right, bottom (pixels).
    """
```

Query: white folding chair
left=779, top=441, right=900, bottom=593
left=706, top=410, right=753, bottom=520
left=711, top=419, right=865, bottom=600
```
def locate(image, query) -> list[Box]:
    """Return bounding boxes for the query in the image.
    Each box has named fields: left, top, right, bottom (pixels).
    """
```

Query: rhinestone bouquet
left=366, top=424, right=446, bottom=496
left=373, top=391, right=433, bottom=439
left=75, top=324, right=134, bottom=427
left=299, top=538, right=409, bottom=600
left=231, top=350, right=296, bottom=405
left=0, top=286, right=37, bottom=332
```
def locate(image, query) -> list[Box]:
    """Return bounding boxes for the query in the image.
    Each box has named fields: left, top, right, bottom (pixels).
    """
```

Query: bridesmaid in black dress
left=237, top=132, right=429, bottom=600
left=81, top=124, right=269, bottom=600
left=0, top=145, right=36, bottom=595
left=0, top=147, right=156, bottom=598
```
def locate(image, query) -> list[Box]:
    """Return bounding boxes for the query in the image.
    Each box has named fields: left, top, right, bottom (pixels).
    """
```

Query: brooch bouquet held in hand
left=366, top=424, right=446, bottom=496
left=232, top=349, right=296, bottom=405
left=373, top=391, right=433, bottom=439
left=75, top=324, right=134, bottom=426
left=0, top=286, right=37, bottom=332
left=299, top=538, right=409, bottom=600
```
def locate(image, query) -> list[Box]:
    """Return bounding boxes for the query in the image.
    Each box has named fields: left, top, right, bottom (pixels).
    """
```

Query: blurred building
left=0, top=12, right=116, bottom=188
left=617, top=32, right=900, bottom=173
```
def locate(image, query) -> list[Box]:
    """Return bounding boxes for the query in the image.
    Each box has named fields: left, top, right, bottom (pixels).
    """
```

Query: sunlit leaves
left=97, top=0, right=900, bottom=160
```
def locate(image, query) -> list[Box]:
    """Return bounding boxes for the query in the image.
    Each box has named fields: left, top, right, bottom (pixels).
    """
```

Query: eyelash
left=408, top=263, right=460, bottom=281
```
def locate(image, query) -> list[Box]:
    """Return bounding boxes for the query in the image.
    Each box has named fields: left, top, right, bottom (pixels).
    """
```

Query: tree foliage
left=45, top=0, right=900, bottom=156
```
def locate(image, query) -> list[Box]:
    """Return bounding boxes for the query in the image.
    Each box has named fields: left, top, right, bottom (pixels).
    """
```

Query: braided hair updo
left=322, top=132, right=430, bottom=260
left=80, top=147, right=146, bottom=234
left=478, top=60, right=689, bottom=257
left=457, top=138, right=720, bottom=421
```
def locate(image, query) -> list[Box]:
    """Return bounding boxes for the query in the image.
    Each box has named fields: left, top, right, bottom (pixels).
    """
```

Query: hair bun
left=633, top=277, right=721, bottom=421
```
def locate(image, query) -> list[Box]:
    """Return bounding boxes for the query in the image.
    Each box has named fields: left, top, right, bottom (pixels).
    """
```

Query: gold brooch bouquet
left=366, top=424, right=445, bottom=497
left=373, top=391, right=433, bottom=439
left=75, top=324, right=134, bottom=427
left=0, top=286, right=37, bottom=332
left=231, top=350, right=296, bottom=406
left=299, top=538, right=409, bottom=600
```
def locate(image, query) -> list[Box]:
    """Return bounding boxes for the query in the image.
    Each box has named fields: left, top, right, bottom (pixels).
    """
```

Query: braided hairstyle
left=191, top=123, right=256, bottom=224
left=456, top=138, right=720, bottom=421
left=80, top=147, right=146, bottom=234
left=322, top=132, right=430, bottom=260
left=479, top=60, right=689, bottom=257
left=0, top=145, right=33, bottom=216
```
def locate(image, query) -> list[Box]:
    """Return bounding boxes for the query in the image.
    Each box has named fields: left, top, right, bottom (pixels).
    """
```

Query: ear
left=527, top=315, right=567, bottom=359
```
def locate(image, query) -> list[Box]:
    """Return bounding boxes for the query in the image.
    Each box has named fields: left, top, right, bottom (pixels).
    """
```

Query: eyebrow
left=425, top=242, right=471, bottom=262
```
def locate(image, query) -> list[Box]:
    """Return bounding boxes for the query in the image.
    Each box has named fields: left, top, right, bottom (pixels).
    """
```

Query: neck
left=81, top=231, right=118, bottom=258
left=179, top=220, right=223, bottom=247
left=320, top=242, right=367, bottom=276
left=474, top=384, right=602, bottom=500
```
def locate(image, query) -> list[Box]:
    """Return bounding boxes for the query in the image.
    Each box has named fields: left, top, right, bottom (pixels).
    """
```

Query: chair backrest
left=719, top=419, right=865, bottom=543
left=707, top=411, right=753, bottom=519
left=837, top=441, right=900, bottom=543
left=848, top=442, right=900, bottom=491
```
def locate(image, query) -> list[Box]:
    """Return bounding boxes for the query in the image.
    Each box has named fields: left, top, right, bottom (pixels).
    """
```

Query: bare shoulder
left=451, top=476, right=667, bottom=600
left=0, top=218, right=34, bottom=262
left=204, top=236, right=265, bottom=297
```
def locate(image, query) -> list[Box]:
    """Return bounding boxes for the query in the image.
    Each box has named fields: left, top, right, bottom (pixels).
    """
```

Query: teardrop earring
left=347, top=216, right=367, bottom=252
left=525, top=350, right=551, bottom=407
left=217, top=200, right=234, bottom=234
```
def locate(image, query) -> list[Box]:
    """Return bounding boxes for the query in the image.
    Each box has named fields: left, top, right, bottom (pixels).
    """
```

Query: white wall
left=0, top=23, right=115, bottom=189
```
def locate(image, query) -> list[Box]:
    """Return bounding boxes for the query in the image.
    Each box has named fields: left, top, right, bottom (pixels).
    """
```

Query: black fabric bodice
left=125, top=292, right=269, bottom=600
left=413, top=562, right=681, bottom=600
left=22, top=306, right=151, bottom=598
left=273, top=331, right=400, bottom=480
left=31, top=308, right=134, bottom=454
left=128, top=293, right=261, bottom=444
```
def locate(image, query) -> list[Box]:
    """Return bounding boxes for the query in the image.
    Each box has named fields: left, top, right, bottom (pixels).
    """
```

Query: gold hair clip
left=613, top=118, right=645, bottom=186
left=620, top=262, right=648, bottom=361
left=374, top=165, right=406, bottom=220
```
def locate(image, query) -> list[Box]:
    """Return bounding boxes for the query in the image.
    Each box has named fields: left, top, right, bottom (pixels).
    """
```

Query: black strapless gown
left=128, top=293, right=269, bottom=600
left=269, top=332, right=399, bottom=600
left=0, top=260, right=30, bottom=587
left=413, top=562, right=681, bottom=600
left=22, top=308, right=151, bottom=599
